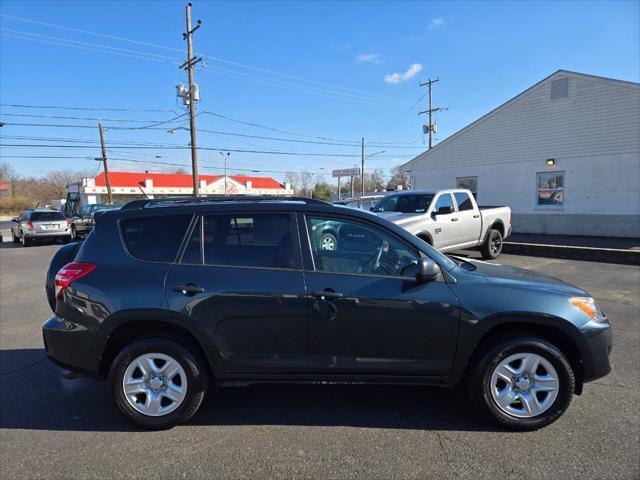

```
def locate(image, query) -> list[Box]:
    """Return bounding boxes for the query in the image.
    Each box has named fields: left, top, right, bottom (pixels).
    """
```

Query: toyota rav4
left=43, top=196, right=612, bottom=430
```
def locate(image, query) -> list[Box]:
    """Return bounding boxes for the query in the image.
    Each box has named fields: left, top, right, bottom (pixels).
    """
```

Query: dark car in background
left=43, top=196, right=611, bottom=430
left=71, top=203, right=123, bottom=240
left=11, top=208, right=71, bottom=246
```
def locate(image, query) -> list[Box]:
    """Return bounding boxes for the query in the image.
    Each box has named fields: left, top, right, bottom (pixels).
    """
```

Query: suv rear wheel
left=469, top=336, right=574, bottom=430
left=109, top=338, right=208, bottom=429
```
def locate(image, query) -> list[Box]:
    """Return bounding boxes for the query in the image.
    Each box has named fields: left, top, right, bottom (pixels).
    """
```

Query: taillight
left=66, top=219, right=72, bottom=227
left=55, top=262, right=96, bottom=298
left=26, top=221, right=33, bottom=229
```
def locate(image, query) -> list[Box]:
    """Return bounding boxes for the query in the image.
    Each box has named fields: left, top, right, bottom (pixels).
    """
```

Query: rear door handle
left=473, top=214, right=480, bottom=218
left=173, top=284, right=205, bottom=296
left=311, top=290, right=344, bottom=300
left=451, top=218, right=459, bottom=222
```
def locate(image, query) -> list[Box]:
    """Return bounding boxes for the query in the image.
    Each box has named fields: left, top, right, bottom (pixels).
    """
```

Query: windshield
left=373, top=194, right=434, bottom=213
left=31, top=211, right=66, bottom=221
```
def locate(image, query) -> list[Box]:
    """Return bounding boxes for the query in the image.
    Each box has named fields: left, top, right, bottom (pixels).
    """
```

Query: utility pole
left=97, top=123, right=113, bottom=204
left=181, top=2, right=203, bottom=197
left=419, top=77, right=448, bottom=150
left=360, top=137, right=365, bottom=198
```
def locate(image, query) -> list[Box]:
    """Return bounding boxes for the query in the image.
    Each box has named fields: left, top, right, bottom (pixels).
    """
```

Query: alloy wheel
left=489, top=352, right=559, bottom=418
left=491, top=232, right=502, bottom=255
left=122, top=353, right=188, bottom=417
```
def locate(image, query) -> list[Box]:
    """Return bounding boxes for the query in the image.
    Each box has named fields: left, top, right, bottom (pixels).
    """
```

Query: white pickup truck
left=372, top=189, right=512, bottom=259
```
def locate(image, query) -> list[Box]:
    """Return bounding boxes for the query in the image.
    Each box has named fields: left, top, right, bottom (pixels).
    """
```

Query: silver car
left=11, top=209, right=72, bottom=247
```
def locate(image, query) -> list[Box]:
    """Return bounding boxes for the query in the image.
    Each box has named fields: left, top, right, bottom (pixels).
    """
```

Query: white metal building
left=402, top=70, right=640, bottom=237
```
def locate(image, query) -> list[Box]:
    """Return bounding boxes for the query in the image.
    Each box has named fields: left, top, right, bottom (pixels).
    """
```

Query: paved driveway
left=1, top=242, right=638, bottom=479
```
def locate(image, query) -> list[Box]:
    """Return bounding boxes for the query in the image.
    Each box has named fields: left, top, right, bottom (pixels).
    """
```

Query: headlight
left=569, top=297, right=606, bottom=322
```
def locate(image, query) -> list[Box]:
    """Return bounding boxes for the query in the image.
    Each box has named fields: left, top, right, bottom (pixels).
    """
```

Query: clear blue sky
left=1, top=0, right=638, bottom=184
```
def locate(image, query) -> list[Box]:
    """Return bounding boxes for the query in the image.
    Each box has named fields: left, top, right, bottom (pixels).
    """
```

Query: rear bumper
left=25, top=231, right=71, bottom=239
left=42, top=316, right=101, bottom=376
left=580, top=319, right=613, bottom=382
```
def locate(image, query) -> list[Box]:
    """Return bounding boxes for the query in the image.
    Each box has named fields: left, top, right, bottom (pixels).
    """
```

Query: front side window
left=434, top=194, right=454, bottom=213
left=307, top=215, right=419, bottom=277
left=454, top=192, right=474, bottom=211
left=373, top=194, right=434, bottom=213
left=182, top=214, right=295, bottom=269
left=121, top=214, right=192, bottom=262
left=537, top=171, right=564, bottom=207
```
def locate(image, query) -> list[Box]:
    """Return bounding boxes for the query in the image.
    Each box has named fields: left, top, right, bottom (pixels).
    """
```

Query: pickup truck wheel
left=481, top=229, right=503, bottom=259
left=109, top=338, right=208, bottom=430
left=12, top=231, right=20, bottom=243
left=469, top=336, right=574, bottom=430
left=320, top=232, right=337, bottom=251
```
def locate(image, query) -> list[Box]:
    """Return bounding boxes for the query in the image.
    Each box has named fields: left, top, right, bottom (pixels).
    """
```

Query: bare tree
left=297, top=171, right=314, bottom=197
left=284, top=171, right=299, bottom=191
left=386, top=165, right=410, bottom=191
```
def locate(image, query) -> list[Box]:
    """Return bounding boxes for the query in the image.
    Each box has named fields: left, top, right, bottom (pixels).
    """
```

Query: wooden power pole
left=182, top=2, right=203, bottom=197
left=419, top=78, right=448, bottom=150
left=360, top=137, right=365, bottom=198
left=98, top=123, right=113, bottom=204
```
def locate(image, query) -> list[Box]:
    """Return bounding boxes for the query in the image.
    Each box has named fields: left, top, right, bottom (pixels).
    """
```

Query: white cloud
left=428, top=17, right=444, bottom=29
left=355, top=53, right=382, bottom=64
left=384, top=63, right=423, bottom=84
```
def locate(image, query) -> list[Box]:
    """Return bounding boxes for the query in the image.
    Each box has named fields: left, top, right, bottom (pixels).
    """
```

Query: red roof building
left=67, top=171, right=293, bottom=206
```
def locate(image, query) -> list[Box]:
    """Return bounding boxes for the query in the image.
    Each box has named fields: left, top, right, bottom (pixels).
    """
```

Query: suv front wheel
left=469, top=336, right=575, bottom=430
left=109, top=338, right=208, bottom=429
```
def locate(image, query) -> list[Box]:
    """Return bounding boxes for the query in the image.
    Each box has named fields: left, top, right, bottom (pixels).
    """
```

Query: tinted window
left=373, top=194, right=434, bottom=213
left=307, top=216, right=419, bottom=277
left=31, top=211, right=66, bottom=221
left=121, top=215, right=192, bottom=262
left=454, top=192, right=473, bottom=211
left=183, top=214, right=294, bottom=269
left=434, top=194, right=454, bottom=212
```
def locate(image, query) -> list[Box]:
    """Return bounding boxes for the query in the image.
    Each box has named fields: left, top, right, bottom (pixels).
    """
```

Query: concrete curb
left=503, top=242, right=640, bottom=266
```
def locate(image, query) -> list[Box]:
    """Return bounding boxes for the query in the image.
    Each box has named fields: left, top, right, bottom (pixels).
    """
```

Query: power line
left=0, top=112, right=187, bottom=123
left=0, top=103, right=179, bottom=114
left=0, top=142, right=414, bottom=158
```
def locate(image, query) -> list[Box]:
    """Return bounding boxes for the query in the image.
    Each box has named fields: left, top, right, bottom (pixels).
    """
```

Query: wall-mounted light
left=546, top=158, right=555, bottom=166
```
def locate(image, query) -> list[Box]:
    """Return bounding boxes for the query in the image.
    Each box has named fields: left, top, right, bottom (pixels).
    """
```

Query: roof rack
left=121, top=195, right=330, bottom=210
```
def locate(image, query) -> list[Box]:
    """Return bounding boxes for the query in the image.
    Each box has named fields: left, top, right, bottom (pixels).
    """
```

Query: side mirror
left=11, top=217, right=19, bottom=222
left=416, top=257, right=439, bottom=283
left=369, top=206, right=375, bottom=211
left=434, top=205, right=453, bottom=216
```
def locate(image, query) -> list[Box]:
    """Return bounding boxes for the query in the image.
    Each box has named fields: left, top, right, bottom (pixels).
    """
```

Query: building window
left=456, top=176, right=478, bottom=198
left=551, top=78, right=569, bottom=100
left=537, top=171, right=564, bottom=207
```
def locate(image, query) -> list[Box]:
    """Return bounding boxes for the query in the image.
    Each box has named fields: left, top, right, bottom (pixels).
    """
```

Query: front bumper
left=42, top=316, right=101, bottom=376
left=579, top=319, right=613, bottom=382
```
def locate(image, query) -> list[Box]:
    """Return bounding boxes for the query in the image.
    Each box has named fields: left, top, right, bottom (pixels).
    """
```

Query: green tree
left=312, top=181, right=332, bottom=201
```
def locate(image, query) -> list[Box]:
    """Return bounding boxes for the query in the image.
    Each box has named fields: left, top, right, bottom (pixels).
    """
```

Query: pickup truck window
left=454, top=192, right=474, bottom=211
left=373, top=194, right=434, bottom=214
left=434, top=194, right=454, bottom=212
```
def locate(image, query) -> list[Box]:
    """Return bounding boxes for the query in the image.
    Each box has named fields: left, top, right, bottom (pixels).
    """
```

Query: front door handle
left=451, top=218, right=459, bottom=222
left=473, top=214, right=480, bottom=218
left=173, top=283, right=205, bottom=296
left=311, top=290, right=344, bottom=300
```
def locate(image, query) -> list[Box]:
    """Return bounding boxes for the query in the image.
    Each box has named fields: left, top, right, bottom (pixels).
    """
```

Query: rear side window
left=454, top=192, right=474, bottom=211
left=181, top=214, right=295, bottom=269
left=121, top=215, right=192, bottom=262
left=31, top=211, right=66, bottom=221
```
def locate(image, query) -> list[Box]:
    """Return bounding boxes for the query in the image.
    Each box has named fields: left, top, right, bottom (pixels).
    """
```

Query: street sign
left=332, top=167, right=361, bottom=178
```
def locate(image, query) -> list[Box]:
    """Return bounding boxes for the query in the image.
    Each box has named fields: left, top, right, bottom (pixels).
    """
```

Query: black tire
left=109, top=338, right=208, bottom=430
left=70, top=226, right=77, bottom=240
left=12, top=230, right=20, bottom=243
left=468, top=335, right=575, bottom=431
left=481, top=228, right=503, bottom=259
left=21, top=232, right=32, bottom=247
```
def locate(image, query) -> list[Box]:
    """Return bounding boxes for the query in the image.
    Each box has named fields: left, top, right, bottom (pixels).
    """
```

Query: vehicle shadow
left=0, top=348, right=502, bottom=433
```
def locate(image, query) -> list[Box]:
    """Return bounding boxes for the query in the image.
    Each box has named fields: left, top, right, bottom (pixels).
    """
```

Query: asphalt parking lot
left=1, top=240, right=638, bottom=479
